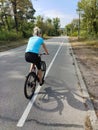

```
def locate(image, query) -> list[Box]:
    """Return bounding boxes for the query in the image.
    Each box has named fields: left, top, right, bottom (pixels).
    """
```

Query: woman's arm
left=42, top=43, right=49, bottom=54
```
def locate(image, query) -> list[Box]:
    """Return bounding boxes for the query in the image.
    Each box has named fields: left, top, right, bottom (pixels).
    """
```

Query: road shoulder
left=69, top=37, right=98, bottom=130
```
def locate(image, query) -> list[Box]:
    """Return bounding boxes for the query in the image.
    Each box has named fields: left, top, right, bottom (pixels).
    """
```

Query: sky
left=31, top=0, right=79, bottom=28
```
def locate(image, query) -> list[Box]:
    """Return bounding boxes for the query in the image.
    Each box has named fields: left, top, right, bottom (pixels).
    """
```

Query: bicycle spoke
left=24, top=72, right=36, bottom=99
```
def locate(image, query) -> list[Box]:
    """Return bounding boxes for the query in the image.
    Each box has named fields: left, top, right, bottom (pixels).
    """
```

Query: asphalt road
left=0, top=36, right=87, bottom=130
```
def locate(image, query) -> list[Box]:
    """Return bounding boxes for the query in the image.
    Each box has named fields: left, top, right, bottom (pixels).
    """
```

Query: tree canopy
left=65, top=0, right=98, bottom=38
left=0, top=0, right=61, bottom=40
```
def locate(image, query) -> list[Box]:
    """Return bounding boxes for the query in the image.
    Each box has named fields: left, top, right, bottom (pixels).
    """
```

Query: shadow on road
left=34, top=76, right=89, bottom=114
left=27, top=76, right=86, bottom=129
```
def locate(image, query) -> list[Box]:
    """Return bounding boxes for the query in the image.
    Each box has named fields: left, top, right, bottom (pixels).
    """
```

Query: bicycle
left=24, top=53, right=47, bottom=99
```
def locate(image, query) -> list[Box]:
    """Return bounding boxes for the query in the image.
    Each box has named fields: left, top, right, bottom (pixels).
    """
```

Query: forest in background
left=65, top=0, right=98, bottom=39
left=0, top=0, right=61, bottom=41
left=0, top=0, right=98, bottom=42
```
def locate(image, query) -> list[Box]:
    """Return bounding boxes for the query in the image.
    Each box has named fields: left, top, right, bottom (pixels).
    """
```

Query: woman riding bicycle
left=25, top=26, right=49, bottom=86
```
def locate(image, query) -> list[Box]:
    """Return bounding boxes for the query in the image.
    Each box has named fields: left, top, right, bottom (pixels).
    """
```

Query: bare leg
left=29, top=63, right=34, bottom=72
left=37, top=69, right=42, bottom=83
left=29, top=65, right=44, bottom=85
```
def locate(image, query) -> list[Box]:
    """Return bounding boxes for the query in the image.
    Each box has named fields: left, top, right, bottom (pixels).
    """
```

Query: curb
left=69, top=42, right=98, bottom=130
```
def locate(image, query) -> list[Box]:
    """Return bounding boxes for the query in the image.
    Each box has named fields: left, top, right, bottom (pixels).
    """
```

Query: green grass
left=79, top=39, right=98, bottom=50
left=69, top=36, right=98, bottom=48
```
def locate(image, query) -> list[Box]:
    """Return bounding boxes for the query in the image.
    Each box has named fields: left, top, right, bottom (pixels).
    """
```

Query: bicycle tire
left=24, top=72, right=36, bottom=99
left=41, top=61, right=46, bottom=80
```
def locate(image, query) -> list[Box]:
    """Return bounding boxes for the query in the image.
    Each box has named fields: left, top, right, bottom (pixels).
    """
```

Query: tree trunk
left=11, top=0, right=18, bottom=32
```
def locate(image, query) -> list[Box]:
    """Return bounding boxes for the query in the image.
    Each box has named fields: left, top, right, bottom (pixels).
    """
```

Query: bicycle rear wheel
left=41, top=61, right=46, bottom=80
left=24, top=72, right=36, bottom=99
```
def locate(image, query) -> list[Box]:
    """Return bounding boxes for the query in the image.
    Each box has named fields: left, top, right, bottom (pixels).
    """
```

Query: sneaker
left=40, top=79, right=44, bottom=86
left=37, top=77, right=40, bottom=82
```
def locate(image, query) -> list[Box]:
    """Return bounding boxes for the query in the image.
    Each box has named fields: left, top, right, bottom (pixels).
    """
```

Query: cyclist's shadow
left=34, top=76, right=87, bottom=114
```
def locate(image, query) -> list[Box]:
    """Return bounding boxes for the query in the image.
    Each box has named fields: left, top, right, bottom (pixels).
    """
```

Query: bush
left=72, top=31, right=78, bottom=36
left=0, top=31, right=22, bottom=41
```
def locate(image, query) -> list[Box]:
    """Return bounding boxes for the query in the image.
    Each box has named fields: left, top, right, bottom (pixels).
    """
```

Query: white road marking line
left=45, top=42, right=63, bottom=78
left=17, top=42, right=64, bottom=127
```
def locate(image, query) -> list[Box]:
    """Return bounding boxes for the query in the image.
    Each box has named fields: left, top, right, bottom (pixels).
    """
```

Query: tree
left=34, top=15, right=61, bottom=36
left=44, top=18, right=54, bottom=36
left=10, top=0, right=35, bottom=32
left=0, top=0, right=35, bottom=32
left=53, top=17, right=60, bottom=36
left=35, top=15, right=44, bottom=28
left=78, top=0, right=98, bottom=35
left=0, top=0, right=12, bottom=30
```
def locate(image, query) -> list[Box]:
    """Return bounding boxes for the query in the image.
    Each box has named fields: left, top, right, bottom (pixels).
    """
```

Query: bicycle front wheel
left=41, top=61, right=46, bottom=80
left=24, top=72, right=36, bottom=99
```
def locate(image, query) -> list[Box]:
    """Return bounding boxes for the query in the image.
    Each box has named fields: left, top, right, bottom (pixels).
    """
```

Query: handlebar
left=39, top=53, right=49, bottom=56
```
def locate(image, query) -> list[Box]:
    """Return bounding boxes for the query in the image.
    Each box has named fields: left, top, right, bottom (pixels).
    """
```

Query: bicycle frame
left=24, top=53, right=47, bottom=99
left=31, top=53, right=46, bottom=78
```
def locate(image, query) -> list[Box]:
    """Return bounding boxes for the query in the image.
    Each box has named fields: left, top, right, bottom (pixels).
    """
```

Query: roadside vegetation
left=69, top=36, right=98, bottom=130
left=0, top=0, right=63, bottom=52
left=65, top=0, right=98, bottom=41
left=0, top=1, right=97, bottom=129
left=0, top=0, right=98, bottom=52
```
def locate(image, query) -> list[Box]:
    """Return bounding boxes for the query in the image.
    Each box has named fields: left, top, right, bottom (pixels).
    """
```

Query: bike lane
left=17, top=37, right=87, bottom=130
left=0, top=37, right=93, bottom=130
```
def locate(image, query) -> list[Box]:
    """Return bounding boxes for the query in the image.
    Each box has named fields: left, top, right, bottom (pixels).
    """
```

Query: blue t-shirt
left=25, top=36, right=44, bottom=54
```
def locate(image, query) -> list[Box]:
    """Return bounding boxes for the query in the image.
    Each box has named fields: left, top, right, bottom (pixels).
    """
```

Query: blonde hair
left=33, top=26, right=42, bottom=36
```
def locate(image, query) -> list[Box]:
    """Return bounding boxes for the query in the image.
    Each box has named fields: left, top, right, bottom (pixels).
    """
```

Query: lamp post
left=76, top=8, right=82, bottom=39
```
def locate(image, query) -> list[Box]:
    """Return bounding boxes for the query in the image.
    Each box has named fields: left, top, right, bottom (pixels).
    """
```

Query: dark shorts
left=25, top=52, right=41, bottom=70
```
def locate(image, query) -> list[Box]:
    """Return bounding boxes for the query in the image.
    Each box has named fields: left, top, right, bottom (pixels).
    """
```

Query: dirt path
left=69, top=37, right=98, bottom=117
